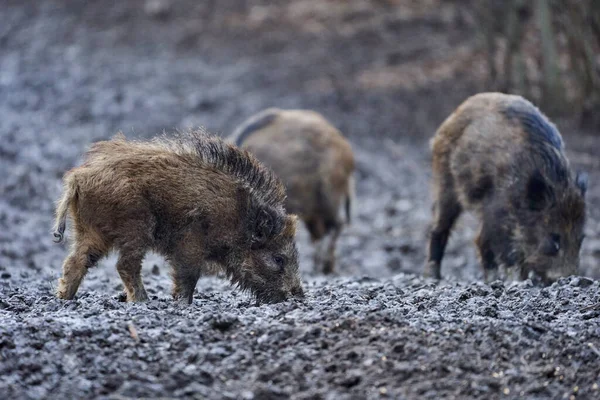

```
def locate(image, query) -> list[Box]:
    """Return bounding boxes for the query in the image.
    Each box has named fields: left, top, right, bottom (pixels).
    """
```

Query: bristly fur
left=501, top=102, right=569, bottom=183
left=156, top=129, right=287, bottom=208
left=52, top=129, right=303, bottom=304
left=229, top=108, right=355, bottom=275
left=426, top=92, right=587, bottom=284
left=501, top=102, right=563, bottom=150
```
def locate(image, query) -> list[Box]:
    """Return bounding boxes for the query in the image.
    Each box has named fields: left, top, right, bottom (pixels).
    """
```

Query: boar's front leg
left=115, top=245, right=149, bottom=302
left=171, top=264, right=201, bottom=304
left=425, top=191, right=462, bottom=280
left=475, top=223, right=499, bottom=282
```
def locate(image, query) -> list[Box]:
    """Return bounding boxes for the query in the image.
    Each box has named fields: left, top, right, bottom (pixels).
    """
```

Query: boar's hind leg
left=322, top=223, right=342, bottom=275
left=57, top=243, right=105, bottom=300
left=306, top=218, right=327, bottom=273
left=116, top=246, right=148, bottom=302
left=425, top=193, right=462, bottom=280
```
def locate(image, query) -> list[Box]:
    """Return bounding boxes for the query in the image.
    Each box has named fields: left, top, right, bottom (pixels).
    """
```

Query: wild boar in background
left=426, top=92, right=588, bottom=284
left=53, top=131, right=304, bottom=304
left=230, top=108, right=355, bottom=274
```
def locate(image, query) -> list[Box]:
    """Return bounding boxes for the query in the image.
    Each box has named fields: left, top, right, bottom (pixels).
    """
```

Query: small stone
left=144, top=0, right=170, bottom=19
left=211, top=314, right=238, bottom=332
left=570, top=277, right=594, bottom=288
left=1, top=272, right=11, bottom=279
left=151, top=264, right=160, bottom=275
left=490, top=280, right=504, bottom=291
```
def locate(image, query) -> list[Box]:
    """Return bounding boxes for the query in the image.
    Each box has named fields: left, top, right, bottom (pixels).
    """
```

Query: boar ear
left=252, top=209, right=276, bottom=248
left=576, top=171, right=588, bottom=196
left=526, top=170, right=550, bottom=211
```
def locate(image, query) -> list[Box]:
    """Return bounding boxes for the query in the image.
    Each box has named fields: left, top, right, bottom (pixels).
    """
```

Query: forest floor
left=1, top=1, right=599, bottom=399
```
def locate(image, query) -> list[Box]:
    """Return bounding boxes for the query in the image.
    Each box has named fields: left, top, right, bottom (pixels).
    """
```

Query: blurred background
left=1, top=0, right=599, bottom=283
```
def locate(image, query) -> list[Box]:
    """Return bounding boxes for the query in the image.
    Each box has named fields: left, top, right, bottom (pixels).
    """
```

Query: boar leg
left=171, top=266, right=201, bottom=304
left=322, top=223, right=342, bottom=274
left=306, top=218, right=328, bottom=273
left=57, top=230, right=106, bottom=300
left=57, top=245, right=101, bottom=300
left=475, top=224, right=499, bottom=282
left=313, top=239, right=325, bottom=273
left=171, top=260, right=202, bottom=304
left=115, top=246, right=148, bottom=302
left=168, top=239, right=203, bottom=304
left=426, top=195, right=462, bottom=280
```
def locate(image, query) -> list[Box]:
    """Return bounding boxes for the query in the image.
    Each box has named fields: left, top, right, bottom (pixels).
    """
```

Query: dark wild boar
left=425, top=92, right=588, bottom=284
left=230, top=108, right=355, bottom=274
left=53, top=131, right=304, bottom=304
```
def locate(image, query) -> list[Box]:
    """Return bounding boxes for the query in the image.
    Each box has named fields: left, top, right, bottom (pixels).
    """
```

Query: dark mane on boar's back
left=501, top=103, right=569, bottom=183
left=53, top=130, right=303, bottom=304
left=158, top=129, right=286, bottom=207
left=501, top=102, right=564, bottom=149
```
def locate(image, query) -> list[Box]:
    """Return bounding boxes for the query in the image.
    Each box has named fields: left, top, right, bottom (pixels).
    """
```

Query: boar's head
left=238, top=204, right=303, bottom=304
left=510, top=169, right=587, bottom=284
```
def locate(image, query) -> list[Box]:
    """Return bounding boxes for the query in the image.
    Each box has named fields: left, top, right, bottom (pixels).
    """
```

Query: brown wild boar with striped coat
left=53, top=131, right=304, bottom=304
left=230, top=108, right=355, bottom=274
left=426, top=93, right=587, bottom=284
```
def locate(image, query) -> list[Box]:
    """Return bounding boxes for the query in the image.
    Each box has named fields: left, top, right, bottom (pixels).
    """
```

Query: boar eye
left=542, top=233, right=560, bottom=256
left=273, top=254, right=286, bottom=270
left=251, top=232, right=266, bottom=250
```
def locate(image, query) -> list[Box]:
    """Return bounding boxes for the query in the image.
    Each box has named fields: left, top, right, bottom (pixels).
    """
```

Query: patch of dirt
left=1, top=1, right=599, bottom=399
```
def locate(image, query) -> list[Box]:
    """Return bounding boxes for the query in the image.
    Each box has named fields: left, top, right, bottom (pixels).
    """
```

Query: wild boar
left=52, top=130, right=304, bottom=304
left=425, top=92, right=588, bottom=284
left=230, top=108, right=355, bottom=274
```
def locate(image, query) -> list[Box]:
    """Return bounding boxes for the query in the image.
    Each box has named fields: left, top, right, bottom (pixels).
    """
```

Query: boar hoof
left=131, top=291, right=149, bottom=302
left=56, top=290, right=72, bottom=300
left=484, top=268, right=500, bottom=283
left=322, top=259, right=335, bottom=275
left=423, top=261, right=442, bottom=280
left=56, top=279, right=76, bottom=300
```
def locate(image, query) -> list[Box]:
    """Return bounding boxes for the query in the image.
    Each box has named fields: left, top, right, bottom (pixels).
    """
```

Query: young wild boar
left=52, top=131, right=304, bottom=304
left=230, top=108, right=355, bottom=274
left=425, top=93, right=588, bottom=284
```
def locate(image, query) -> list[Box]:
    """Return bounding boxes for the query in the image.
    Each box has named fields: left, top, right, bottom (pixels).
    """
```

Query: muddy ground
left=1, top=1, right=600, bottom=399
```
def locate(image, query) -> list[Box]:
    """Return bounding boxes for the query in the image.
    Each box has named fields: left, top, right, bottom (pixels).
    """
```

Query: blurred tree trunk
left=536, top=0, right=564, bottom=114
left=480, top=0, right=498, bottom=88
left=558, top=0, right=600, bottom=128
left=502, top=0, right=528, bottom=94
left=465, top=0, right=600, bottom=128
left=592, top=1, right=600, bottom=41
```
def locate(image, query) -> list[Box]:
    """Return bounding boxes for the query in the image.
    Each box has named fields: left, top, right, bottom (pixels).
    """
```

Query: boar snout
left=540, top=234, right=560, bottom=257
left=290, top=284, right=305, bottom=298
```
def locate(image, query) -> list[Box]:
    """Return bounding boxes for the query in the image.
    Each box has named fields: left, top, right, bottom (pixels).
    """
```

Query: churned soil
left=1, top=1, right=599, bottom=399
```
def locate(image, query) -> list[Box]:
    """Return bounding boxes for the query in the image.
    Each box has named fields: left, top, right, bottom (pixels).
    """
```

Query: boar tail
left=344, top=175, right=355, bottom=224
left=53, top=172, right=78, bottom=243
